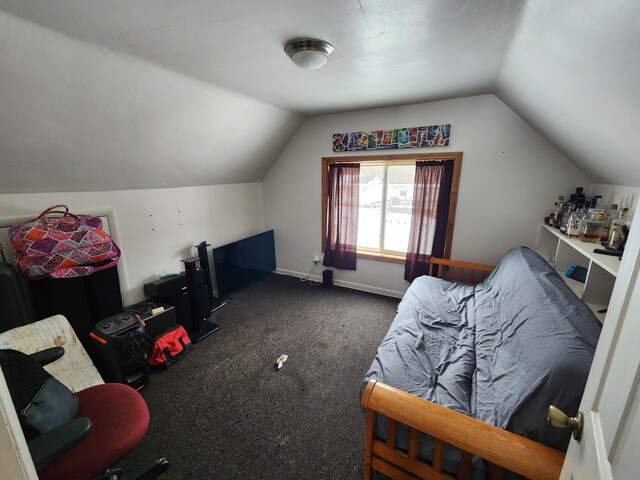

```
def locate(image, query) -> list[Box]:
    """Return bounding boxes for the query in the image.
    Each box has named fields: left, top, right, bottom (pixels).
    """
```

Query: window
left=322, top=153, right=462, bottom=264
left=357, top=163, right=415, bottom=255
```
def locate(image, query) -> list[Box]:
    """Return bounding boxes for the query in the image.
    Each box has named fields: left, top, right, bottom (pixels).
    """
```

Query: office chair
left=0, top=347, right=168, bottom=480
left=0, top=261, right=37, bottom=333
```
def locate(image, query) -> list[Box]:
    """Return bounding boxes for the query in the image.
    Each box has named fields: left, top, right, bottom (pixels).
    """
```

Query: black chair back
left=0, top=262, right=36, bottom=333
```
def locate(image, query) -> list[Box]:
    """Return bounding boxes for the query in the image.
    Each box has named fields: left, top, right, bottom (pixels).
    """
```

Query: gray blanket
left=361, top=247, right=601, bottom=476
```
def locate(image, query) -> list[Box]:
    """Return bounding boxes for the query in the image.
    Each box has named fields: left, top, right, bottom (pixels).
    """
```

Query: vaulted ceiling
left=0, top=0, right=524, bottom=113
left=0, top=0, right=638, bottom=192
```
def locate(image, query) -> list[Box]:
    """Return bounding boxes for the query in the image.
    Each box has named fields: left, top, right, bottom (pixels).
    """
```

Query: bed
left=360, top=247, right=601, bottom=479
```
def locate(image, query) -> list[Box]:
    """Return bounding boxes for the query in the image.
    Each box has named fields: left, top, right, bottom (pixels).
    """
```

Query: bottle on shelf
left=544, top=203, right=558, bottom=226
left=545, top=196, right=564, bottom=227
left=601, top=203, right=619, bottom=241
left=579, top=209, right=605, bottom=243
left=552, top=196, right=566, bottom=229
left=608, top=208, right=631, bottom=249
left=547, top=187, right=586, bottom=235
left=560, top=202, right=576, bottom=234
left=566, top=205, right=587, bottom=237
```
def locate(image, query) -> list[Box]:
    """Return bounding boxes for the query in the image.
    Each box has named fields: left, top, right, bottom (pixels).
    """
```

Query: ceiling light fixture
left=284, top=38, right=334, bottom=70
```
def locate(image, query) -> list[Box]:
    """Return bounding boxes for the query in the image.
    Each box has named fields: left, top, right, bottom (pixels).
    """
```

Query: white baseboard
left=275, top=268, right=405, bottom=299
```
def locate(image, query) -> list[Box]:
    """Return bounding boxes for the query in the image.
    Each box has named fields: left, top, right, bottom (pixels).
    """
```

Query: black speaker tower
left=143, top=241, right=225, bottom=343
left=196, top=241, right=227, bottom=314
left=182, top=256, right=219, bottom=342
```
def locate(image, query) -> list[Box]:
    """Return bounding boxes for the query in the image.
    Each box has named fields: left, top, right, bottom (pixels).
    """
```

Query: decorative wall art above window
left=332, top=124, right=451, bottom=152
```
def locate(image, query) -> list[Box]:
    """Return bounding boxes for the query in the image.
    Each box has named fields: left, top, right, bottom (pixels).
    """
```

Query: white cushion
left=0, top=315, right=104, bottom=392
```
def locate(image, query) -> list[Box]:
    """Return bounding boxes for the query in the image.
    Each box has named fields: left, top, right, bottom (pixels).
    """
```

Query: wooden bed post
left=362, top=379, right=377, bottom=480
left=364, top=409, right=375, bottom=480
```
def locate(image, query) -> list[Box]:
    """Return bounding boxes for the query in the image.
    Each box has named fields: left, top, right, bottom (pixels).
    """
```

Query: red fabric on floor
left=39, top=383, right=149, bottom=480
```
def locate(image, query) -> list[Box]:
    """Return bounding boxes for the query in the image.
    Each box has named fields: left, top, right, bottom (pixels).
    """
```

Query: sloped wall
left=263, top=95, right=590, bottom=297
left=497, top=1, right=640, bottom=186
left=0, top=184, right=265, bottom=304
left=590, top=184, right=639, bottom=215
left=0, top=11, right=302, bottom=194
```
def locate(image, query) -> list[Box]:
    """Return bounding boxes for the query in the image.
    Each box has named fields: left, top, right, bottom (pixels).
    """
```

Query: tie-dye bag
left=9, top=205, right=120, bottom=279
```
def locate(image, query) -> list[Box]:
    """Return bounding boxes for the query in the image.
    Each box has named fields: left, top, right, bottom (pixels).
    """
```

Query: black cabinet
left=29, top=266, right=123, bottom=359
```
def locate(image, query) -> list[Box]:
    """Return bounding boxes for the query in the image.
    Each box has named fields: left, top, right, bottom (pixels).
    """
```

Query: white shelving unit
left=536, top=223, right=620, bottom=323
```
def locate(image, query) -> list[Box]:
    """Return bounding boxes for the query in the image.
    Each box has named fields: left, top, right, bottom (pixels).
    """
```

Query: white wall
left=497, top=0, right=640, bottom=187
left=590, top=184, right=640, bottom=216
left=0, top=11, right=302, bottom=194
left=263, top=94, right=590, bottom=297
left=0, top=368, right=36, bottom=480
left=0, top=183, right=265, bottom=305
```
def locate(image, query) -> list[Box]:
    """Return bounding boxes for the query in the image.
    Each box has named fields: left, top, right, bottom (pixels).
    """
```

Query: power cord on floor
left=300, top=262, right=322, bottom=286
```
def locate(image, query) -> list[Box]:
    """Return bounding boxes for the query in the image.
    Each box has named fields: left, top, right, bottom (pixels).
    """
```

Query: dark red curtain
left=323, top=163, right=360, bottom=270
left=404, top=160, right=454, bottom=282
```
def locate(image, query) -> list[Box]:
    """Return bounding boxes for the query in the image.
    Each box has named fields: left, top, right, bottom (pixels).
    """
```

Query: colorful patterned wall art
left=332, top=124, right=450, bottom=152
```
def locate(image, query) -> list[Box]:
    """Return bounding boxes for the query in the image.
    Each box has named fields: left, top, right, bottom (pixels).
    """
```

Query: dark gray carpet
left=119, top=274, right=399, bottom=479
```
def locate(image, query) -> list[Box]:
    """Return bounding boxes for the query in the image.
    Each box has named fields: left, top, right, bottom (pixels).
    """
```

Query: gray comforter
left=361, top=247, right=601, bottom=475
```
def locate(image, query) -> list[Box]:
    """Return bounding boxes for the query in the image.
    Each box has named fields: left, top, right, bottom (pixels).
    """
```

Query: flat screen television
left=212, top=230, right=276, bottom=297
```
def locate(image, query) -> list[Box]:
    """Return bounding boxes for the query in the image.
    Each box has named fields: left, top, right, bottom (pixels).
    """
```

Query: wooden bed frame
left=361, top=380, right=564, bottom=480
left=428, top=257, right=494, bottom=285
left=360, top=258, right=565, bottom=480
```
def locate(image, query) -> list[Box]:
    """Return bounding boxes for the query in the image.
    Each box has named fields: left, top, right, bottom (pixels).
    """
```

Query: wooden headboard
left=429, top=258, right=494, bottom=285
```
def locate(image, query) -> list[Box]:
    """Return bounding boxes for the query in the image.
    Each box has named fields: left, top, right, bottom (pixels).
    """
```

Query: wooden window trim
left=321, top=152, right=462, bottom=264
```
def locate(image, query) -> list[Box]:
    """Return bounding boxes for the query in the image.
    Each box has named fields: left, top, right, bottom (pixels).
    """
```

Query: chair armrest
left=0, top=314, right=104, bottom=392
left=29, top=347, right=65, bottom=367
left=28, top=417, right=92, bottom=471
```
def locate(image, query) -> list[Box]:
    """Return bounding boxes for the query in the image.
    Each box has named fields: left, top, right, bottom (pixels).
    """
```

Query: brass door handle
left=548, top=405, right=584, bottom=441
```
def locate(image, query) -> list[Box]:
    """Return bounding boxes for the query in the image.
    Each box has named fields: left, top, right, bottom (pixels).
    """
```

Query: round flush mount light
left=284, top=38, right=334, bottom=70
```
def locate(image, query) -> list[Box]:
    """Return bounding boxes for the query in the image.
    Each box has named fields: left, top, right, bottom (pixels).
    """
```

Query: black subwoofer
left=323, top=269, right=333, bottom=288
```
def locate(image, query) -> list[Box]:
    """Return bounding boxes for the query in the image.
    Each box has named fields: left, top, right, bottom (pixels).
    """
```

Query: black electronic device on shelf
left=565, top=264, right=588, bottom=283
left=196, top=241, right=227, bottom=313
left=143, top=274, right=190, bottom=331
left=143, top=241, right=222, bottom=343
left=212, top=230, right=276, bottom=297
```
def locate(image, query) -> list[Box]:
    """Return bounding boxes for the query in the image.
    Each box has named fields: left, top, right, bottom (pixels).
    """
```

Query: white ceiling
left=0, top=0, right=524, bottom=114
left=0, top=0, right=638, bottom=188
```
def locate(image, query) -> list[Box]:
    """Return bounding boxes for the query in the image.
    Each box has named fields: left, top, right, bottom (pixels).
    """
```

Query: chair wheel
left=101, top=467, right=123, bottom=480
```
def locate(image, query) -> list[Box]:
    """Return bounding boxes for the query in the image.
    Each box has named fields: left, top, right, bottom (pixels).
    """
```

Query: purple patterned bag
left=9, top=205, right=121, bottom=279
